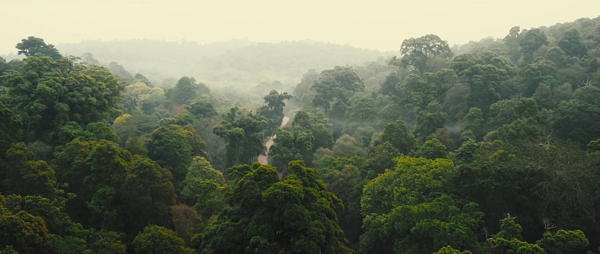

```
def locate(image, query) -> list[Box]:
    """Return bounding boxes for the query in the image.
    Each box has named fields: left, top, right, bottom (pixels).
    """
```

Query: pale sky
left=1, top=0, right=599, bottom=55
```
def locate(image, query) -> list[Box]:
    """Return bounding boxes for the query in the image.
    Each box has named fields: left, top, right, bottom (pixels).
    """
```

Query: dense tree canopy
left=3, top=55, right=124, bottom=143
left=311, top=66, right=364, bottom=112
left=3, top=20, right=600, bottom=253
left=398, top=34, right=451, bottom=76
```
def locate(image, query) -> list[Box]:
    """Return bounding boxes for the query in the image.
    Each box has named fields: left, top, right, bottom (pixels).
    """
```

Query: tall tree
left=146, top=124, right=207, bottom=183
left=16, top=36, right=62, bottom=60
left=257, top=90, right=292, bottom=136
left=503, top=26, right=522, bottom=63
left=270, top=126, right=314, bottom=169
left=311, top=66, right=364, bottom=112
left=121, top=158, right=176, bottom=240
left=166, top=77, right=210, bottom=106
left=185, top=99, right=218, bottom=118
left=372, top=120, right=416, bottom=155
left=180, top=156, right=224, bottom=205
left=398, top=34, right=451, bottom=76
left=519, top=29, right=548, bottom=64
left=558, top=29, right=587, bottom=58
left=462, top=107, right=485, bottom=141
left=450, top=52, right=514, bottom=115
left=292, top=110, right=335, bottom=151
left=346, top=93, right=378, bottom=125
left=83, top=140, right=130, bottom=231
left=413, top=102, right=448, bottom=142
left=213, top=107, right=267, bottom=167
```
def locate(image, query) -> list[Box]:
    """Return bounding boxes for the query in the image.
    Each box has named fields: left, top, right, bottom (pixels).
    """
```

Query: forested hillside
left=1, top=16, right=600, bottom=254
left=50, top=39, right=389, bottom=93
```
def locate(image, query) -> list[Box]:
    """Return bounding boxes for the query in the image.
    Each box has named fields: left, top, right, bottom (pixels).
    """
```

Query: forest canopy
left=1, top=16, right=600, bottom=254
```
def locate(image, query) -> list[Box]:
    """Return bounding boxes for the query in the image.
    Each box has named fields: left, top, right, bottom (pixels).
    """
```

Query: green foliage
left=414, top=138, right=449, bottom=160
left=292, top=69, right=319, bottom=107
left=533, top=84, right=555, bottom=109
left=414, top=102, right=448, bottom=142
left=379, top=72, right=402, bottom=97
left=16, top=36, right=62, bottom=60
left=166, top=76, right=210, bottom=106
left=372, top=120, right=416, bottom=155
left=518, top=61, right=560, bottom=97
left=453, top=141, right=538, bottom=238
left=347, top=93, right=378, bottom=124
left=400, top=70, right=456, bottom=109
left=113, top=111, right=156, bottom=145
left=121, top=158, right=176, bottom=239
left=0, top=246, right=18, bottom=254
left=550, top=100, right=600, bottom=146
left=361, top=157, right=482, bottom=254
left=0, top=207, right=51, bottom=254
left=213, top=107, right=267, bottom=167
left=488, top=117, right=540, bottom=142
left=462, top=107, right=485, bottom=140
left=588, top=139, right=600, bottom=153
left=57, top=121, right=120, bottom=145
left=147, top=124, right=207, bottom=183
left=536, top=229, right=589, bottom=254
left=573, top=85, right=600, bottom=107
left=123, top=82, right=165, bottom=114
left=84, top=141, right=130, bottom=231
left=0, top=101, right=22, bottom=157
left=192, top=180, right=225, bottom=222
left=399, top=34, right=451, bottom=76
left=172, top=204, right=202, bottom=245
left=175, top=111, right=196, bottom=126
left=450, top=52, right=514, bottom=114
left=316, top=155, right=367, bottom=179
left=332, top=134, right=367, bottom=158
left=486, top=217, right=546, bottom=254
left=1, top=143, right=56, bottom=198
left=270, top=126, right=314, bottom=169
left=311, top=66, right=364, bottom=112
left=257, top=90, right=292, bottom=136
left=519, top=29, right=548, bottom=63
left=366, top=141, right=401, bottom=175
left=49, top=216, right=126, bottom=254
left=5, top=19, right=600, bottom=254
left=132, top=225, right=193, bottom=254
left=558, top=29, right=587, bottom=58
left=488, top=98, right=540, bottom=130
left=433, top=246, right=473, bottom=254
left=4, top=55, right=124, bottom=143
left=323, top=165, right=364, bottom=246
left=125, top=137, right=148, bottom=157
left=292, top=110, right=334, bottom=151
left=180, top=156, right=224, bottom=205
left=185, top=99, right=218, bottom=118
left=545, top=47, right=569, bottom=68
left=199, top=161, right=353, bottom=254
left=454, top=139, right=479, bottom=165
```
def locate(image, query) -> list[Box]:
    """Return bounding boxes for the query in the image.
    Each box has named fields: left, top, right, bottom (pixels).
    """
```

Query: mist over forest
left=2, top=14, right=600, bottom=254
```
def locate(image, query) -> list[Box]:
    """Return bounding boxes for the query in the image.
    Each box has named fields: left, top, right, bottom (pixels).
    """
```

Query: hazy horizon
left=2, top=0, right=600, bottom=55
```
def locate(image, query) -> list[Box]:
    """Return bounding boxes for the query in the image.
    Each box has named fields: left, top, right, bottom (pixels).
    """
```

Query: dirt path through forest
left=257, top=116, right=290, bottom=169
